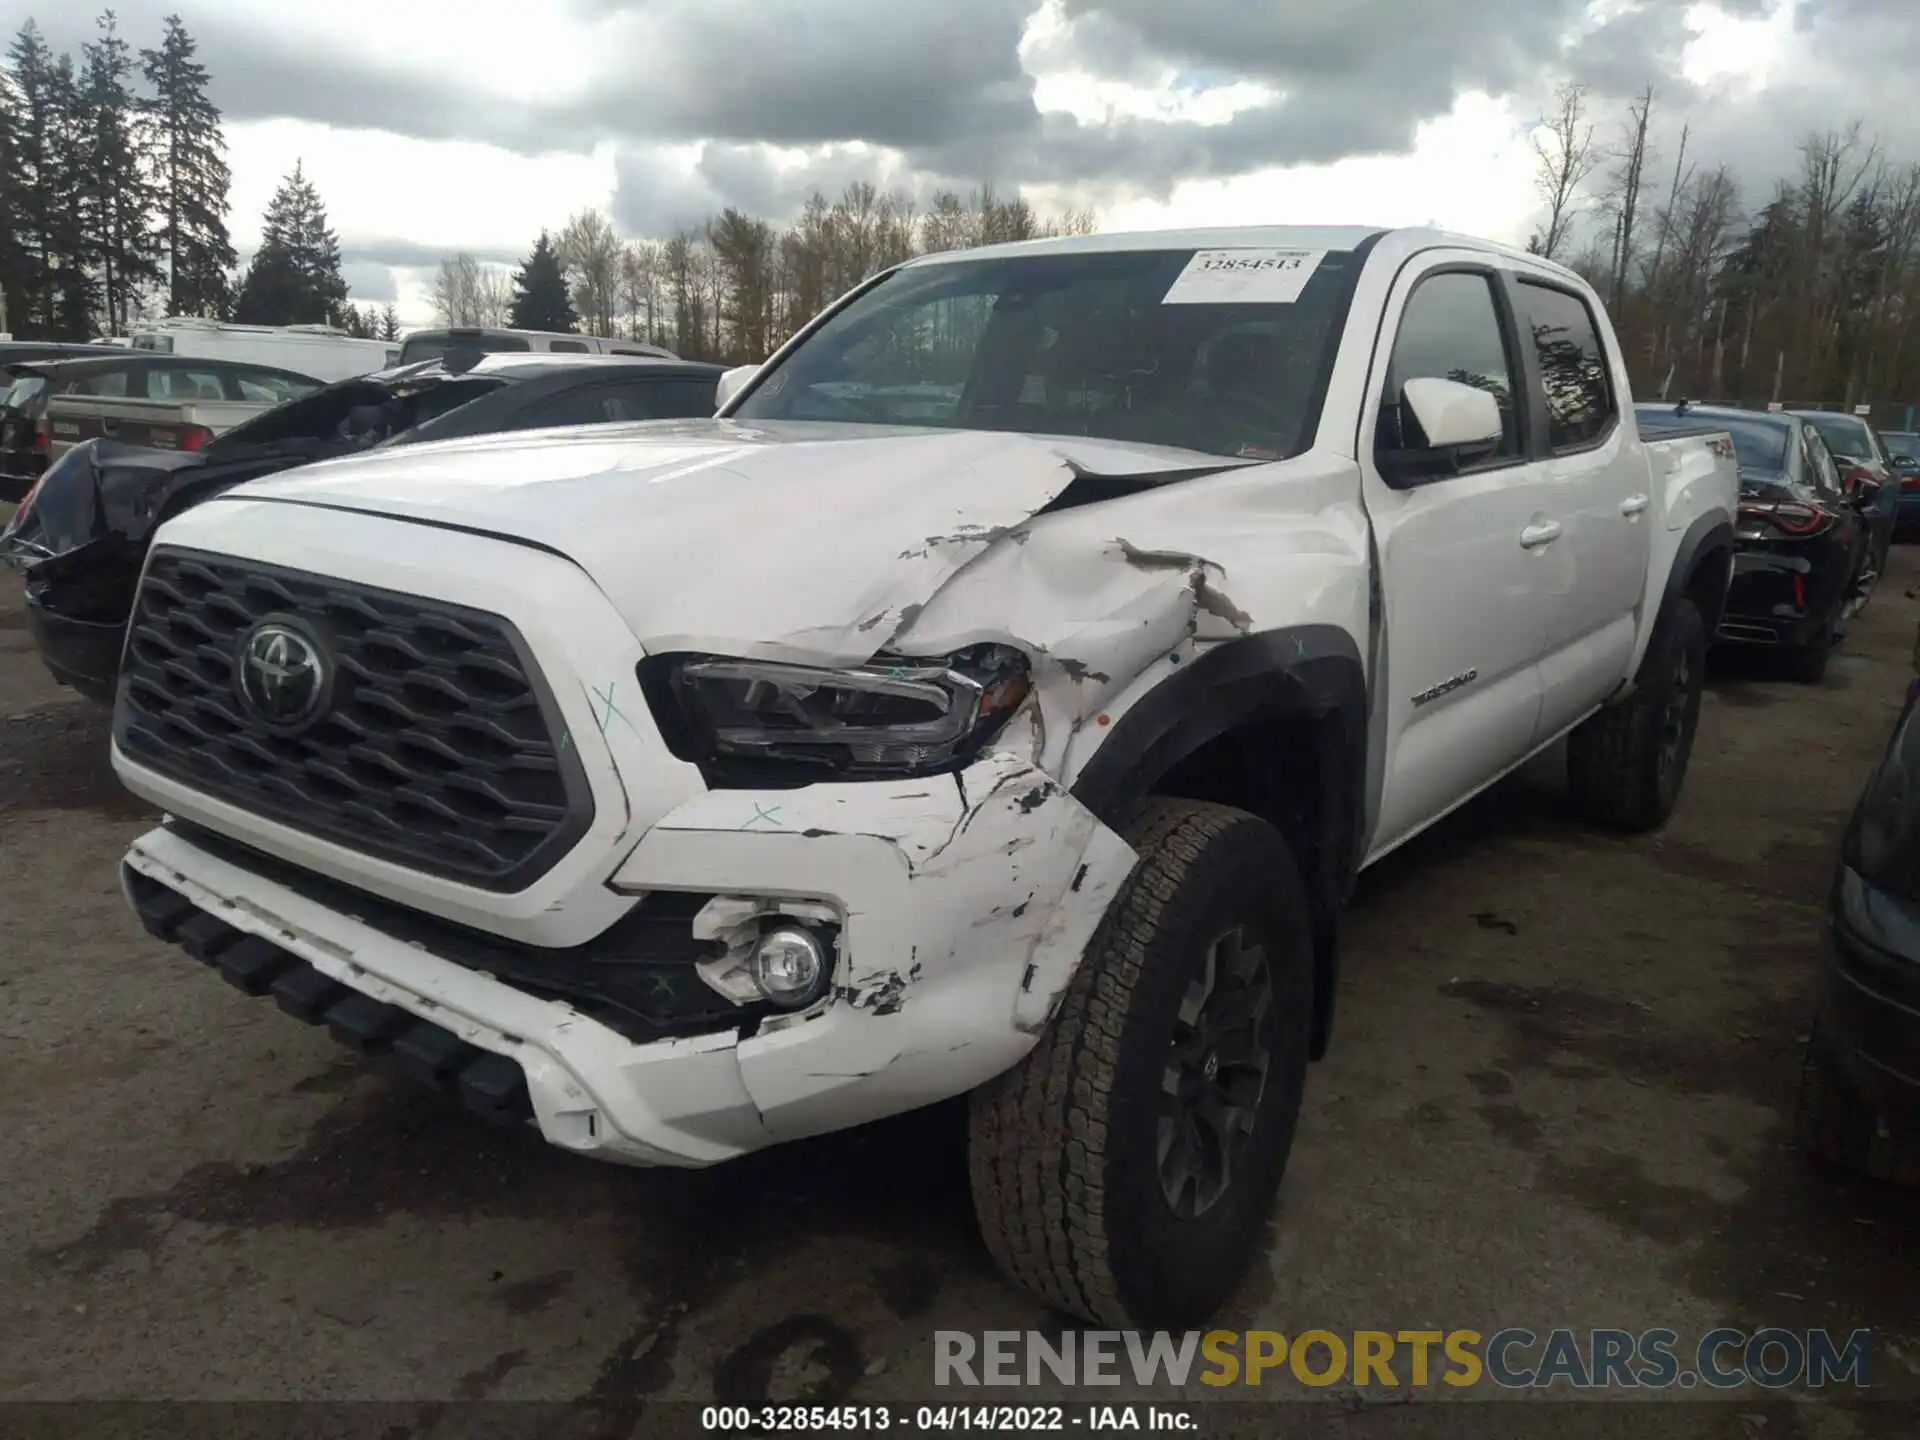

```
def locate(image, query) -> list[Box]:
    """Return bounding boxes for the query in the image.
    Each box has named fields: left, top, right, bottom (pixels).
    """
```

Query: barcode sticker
left=1161, top=249, right=1327, bottom=305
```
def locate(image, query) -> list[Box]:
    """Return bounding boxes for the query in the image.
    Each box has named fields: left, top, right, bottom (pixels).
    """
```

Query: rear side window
left=234, top=370, right=317, bottom=403
left=1518, top=282, right=1616, bottom=450
left=548, top=339, right=590, bottom=353
left=147, top=368, right=232, bottom=400
left=1378, top=270, right=1523, bottom=462
left=1802, top=427, right=1845, bottom=500
left=73, top=369, right=130, bottom=397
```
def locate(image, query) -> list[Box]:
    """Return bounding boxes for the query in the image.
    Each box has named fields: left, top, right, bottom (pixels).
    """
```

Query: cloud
left=339, top=262, right=399, bottom=304
left=6, top=0, right=1920, bottom=269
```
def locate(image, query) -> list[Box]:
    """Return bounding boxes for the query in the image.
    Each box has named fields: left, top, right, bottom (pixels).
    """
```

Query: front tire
left=1565, top=596, right=1707, bottom=833
left=967, top=798, right=1314, bottom=1326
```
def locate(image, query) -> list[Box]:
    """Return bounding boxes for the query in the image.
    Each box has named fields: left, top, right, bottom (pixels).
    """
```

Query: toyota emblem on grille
left=237, top=621, right=329, bottom=728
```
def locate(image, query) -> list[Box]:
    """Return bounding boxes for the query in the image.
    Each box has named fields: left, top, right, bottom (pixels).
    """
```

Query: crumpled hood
left=216, top=418, right=1246, bottom=665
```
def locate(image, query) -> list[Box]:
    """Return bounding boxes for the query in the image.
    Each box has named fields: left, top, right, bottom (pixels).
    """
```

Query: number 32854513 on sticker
left=1161, top=248, right=1326, bottom=305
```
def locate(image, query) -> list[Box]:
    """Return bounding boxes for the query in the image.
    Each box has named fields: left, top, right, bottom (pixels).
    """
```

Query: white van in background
left=126, top=318, right=392, bottom=383
left=397, top=327, right=677, bottom=367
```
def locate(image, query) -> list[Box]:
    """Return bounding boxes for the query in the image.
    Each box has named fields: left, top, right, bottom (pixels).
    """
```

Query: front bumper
left=1822, top=869, right=1920, bottom=1109
left=122, top=744, right=1135, bottom=1167
left=25, top=590, right=121, bottom=705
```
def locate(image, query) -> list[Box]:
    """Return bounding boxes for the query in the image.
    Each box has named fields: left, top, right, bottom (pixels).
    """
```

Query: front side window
left=547, top=339, right=590, bottom=353
left=1377, top=270, right=1522, bottom=461
left=1799, top=413, right=1871, bottom=466
left=1519, top=281, right=1616, bottom=450
left=733, top=247, right=1364, bottom=460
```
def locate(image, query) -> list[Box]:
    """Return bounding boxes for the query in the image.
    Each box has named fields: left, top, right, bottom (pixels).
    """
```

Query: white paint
left=118, top=223, right=1736, bottom=1166
left=1159, top=248, right=1326, bottom=305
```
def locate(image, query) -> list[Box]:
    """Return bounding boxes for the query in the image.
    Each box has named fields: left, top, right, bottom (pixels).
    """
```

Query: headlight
left=646, top=643, right=1032, bottom=779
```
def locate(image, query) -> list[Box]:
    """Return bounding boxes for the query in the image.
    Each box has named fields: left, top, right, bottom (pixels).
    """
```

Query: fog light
left=753, top=926, right=829, bottom=1008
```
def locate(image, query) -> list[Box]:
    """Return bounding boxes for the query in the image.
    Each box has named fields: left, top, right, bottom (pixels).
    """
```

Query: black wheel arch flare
left=1066, top=625, right=1369, bottom=1059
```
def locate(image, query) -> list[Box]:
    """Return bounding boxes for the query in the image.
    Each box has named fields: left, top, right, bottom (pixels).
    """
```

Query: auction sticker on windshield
left=1162, top=249, right=1326, bottom=305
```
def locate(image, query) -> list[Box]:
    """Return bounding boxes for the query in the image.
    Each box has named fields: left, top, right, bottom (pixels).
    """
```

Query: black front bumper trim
left=125, top=863, right=534, bottom=1127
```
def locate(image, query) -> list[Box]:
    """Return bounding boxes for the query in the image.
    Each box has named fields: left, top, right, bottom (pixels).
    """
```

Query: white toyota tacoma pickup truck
left=109, top=226, right=1737, bottom=1326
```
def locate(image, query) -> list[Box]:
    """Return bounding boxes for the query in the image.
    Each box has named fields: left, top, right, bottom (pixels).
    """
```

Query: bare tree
left=430, top=252, right=483, bottom=327
left=1599, top=86, right=1657, bottom=312
left=557, top=209, right=623, bottom=336
left=1529, top=83, right=1598, bottom=260
left=619, top=240, right=662, bottom=343
left=475, top=265, right=513, bottom=328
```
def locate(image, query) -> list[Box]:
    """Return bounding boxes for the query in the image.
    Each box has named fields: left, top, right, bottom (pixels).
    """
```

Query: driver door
left=1361, top=256, right=1555, bottom=858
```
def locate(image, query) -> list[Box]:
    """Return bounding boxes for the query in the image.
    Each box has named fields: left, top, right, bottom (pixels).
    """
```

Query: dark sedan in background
left=0, top=352, right=723, bottom=703
left=1879, top=429, right=1920, bottom=533
left=1636, top=402, right=1871, bottom=682
left=1790, top=409, right=1900, bottom=585
left=0, top=352, right=321, bottom=502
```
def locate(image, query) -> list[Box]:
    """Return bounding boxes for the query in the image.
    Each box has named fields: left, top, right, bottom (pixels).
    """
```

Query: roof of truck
left=898, top=224, right=1569, bottom=279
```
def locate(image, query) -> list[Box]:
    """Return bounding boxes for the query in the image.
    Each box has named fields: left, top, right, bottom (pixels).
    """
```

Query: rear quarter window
left=72, top=369, right=131, bottom=398
left=1518, top=282, right=1617, bottom=451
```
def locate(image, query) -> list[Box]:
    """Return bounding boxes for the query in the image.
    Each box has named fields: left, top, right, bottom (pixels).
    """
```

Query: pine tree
left=508, top=231, right=577, bottom=331
left=379, top=302, right=400, bottom=342
left=141, top=14, right=234, bottom=318
left=0, top=55, right=25, bottom=333
left=43, top=51, right=97, bottom=338
left=80, top=10, right=160, bottom=334
left=232, top=161, right=348, bottom=325
left=8, top=23, right=65, bottom=335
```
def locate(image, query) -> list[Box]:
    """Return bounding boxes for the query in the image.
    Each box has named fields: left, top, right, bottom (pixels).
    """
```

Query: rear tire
left=1797, top=1030, right=1920, bottom=1186
left=1781, top=613, right=1837, bottom=685
left=1565, top=596, right=1707, bottom=833
left=967, top=797, right=1314, bottom=1326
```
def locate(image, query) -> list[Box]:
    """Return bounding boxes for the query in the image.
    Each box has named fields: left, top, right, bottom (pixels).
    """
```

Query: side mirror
left=1378, top=376, right=1504, bottom=485
left=714, top=364, right=760, bottom=412
left=1895, top=454, right=1916, bottom=469
left=1402, top=377, right=1504, bottom=450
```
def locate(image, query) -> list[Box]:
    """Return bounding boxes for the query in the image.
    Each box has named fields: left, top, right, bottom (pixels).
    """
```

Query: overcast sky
left=5, top=0, right=1916, bottom=324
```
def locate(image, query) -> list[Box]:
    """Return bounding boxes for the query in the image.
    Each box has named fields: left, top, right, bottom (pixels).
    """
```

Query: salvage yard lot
left=2, top=532, right=1918, bottom=1434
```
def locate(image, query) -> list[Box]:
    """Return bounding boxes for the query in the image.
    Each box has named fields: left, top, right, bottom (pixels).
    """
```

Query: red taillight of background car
left=148, top=424, right=214, bottom=452
left=32, top=418, right=49, bottom=453
left=1902, top=474, right=1920, bottom=492
left=1739, top=499, right=1836, bottom=536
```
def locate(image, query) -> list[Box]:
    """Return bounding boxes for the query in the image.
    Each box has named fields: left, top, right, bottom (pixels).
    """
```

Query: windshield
left=1800, top=413, right=1872, bottom=462
left=732, top=246, right=1363, bottom=460
left=399, top=332, right=533, bottom=366
left=1638, top=409, right=1789, bottom=472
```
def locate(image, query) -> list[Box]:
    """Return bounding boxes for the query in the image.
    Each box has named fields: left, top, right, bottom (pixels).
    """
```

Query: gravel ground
left=2, top=529, right=1917, bottom=1439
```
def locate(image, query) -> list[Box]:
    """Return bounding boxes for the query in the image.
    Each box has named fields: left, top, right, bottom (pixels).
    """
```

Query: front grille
left=114, top=548, right=593, bottom=890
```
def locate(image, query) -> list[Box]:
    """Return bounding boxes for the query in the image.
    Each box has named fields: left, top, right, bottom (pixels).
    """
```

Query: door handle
left=1620, top=493, right=1650, bottom=516
left=1519, top=520, right=1562, bottom=549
